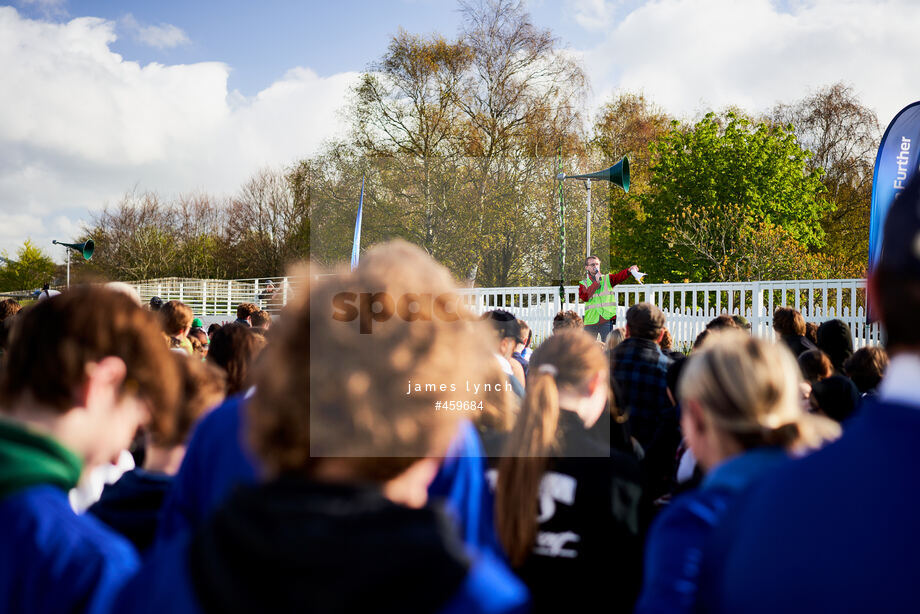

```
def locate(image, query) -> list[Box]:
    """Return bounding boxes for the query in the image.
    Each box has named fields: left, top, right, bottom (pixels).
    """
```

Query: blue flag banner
left=351, top=174, right=365, bottom=271
left=868, top=102, right=920, bottom=272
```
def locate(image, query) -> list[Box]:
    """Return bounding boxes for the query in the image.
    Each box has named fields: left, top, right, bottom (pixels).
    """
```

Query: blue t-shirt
left=0, top=484, right=139, bottom=614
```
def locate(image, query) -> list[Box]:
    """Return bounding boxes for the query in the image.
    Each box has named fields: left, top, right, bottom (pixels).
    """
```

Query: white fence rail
left=126, top=277, right=883, bottom=349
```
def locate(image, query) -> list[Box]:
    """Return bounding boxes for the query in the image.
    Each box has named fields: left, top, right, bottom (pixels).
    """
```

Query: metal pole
left=585, top=178, right=591, bottom=258
left=66, top=250, right=70, bottom=288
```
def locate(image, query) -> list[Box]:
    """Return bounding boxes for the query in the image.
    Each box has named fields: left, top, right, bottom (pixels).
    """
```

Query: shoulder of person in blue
left=0, top=484, right=139, bottom=614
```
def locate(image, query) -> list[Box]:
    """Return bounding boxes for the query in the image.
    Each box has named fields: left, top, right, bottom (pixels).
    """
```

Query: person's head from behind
left=606, top=327, right=625, bottom=353
left=552, top=309, right=583, bottom=333
left=844, top=346, right=889, bottom=394
left=188, top=328, right=209, bottom=358
left=706, top=315, right=739, bottom=332
left=207, top=323, right=220, bottom=340
left=0, top=287, right=180, bottom=470
left=659, top=327, right=673, bottom=350
left=249, top=240, right=496, bottom=509
left=515, top=319, right=531, bottom=353
left=693, top=329, right=710, bottom=351
left=678, top=330, right=839, bottom=471
left=773, top=307, right=805, bottom=337
left=144, top=354, right=225, bottom=474
left=798, top=349, right=833, bottom=385
left=0, top=299, right=22, bottom=353
left=149, top=296, right=163, bottom=312
left=251, top=309, right=271, bottom=331
left=160, top=300, right=193, bottom=339
left=732, top=315, right=752, bottom=333
left=625, top=302, right=666, bottom=342
left=809, top=375, right=860, bottom=424
left=496, top=330, right=609, bottom=566
left=805, top=321, right=819, bottom=345
left=483, top=310, right=521, bottom=359
left=207, top=323, right=266, bottom=395
left=0, top=298, right=22, bottom=322
left=584, top=254, right=601, bottom=278
left=816, top=319, right=853, bottom=373
left=236, top=302, right=258, bottom=323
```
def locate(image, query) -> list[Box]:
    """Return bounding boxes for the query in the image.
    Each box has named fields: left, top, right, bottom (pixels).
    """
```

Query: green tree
left=636, top=112, right=830, bottom=282
left=0, top=240, right=58, bottom=291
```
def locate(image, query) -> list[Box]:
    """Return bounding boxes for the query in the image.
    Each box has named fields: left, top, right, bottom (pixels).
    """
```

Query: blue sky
left=12, top=0, right=613, bottom=97
left=3, top=0, right=920, bottom=261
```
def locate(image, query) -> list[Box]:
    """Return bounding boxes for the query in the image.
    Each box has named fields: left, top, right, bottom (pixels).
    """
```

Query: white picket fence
left=460, top=279, right=882, bottom=349
left=127, top=276, right=883, bottom=349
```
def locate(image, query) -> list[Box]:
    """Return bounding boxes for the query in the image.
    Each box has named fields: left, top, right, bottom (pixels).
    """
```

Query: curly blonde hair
left=248, top=240, right=497, bottom=482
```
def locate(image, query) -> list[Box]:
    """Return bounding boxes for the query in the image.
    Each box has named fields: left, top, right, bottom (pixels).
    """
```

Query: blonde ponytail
left=680, top=330, right=840, bottom=455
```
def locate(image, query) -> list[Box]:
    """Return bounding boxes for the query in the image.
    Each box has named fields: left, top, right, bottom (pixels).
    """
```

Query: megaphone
left=53, top=239, right=95, bottom=261
left=556, top=156, right=630, bottom=193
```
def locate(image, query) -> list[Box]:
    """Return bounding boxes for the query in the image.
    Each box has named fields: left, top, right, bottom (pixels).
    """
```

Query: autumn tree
left=352, top=30, right=471, bottom=258
left=771, top=83, right=880, bottom=276
left=456, top=0, right=587, bottom=285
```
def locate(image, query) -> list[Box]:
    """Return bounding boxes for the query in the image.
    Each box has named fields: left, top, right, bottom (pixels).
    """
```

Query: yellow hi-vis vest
left=580, top=273, right=618, bottom=325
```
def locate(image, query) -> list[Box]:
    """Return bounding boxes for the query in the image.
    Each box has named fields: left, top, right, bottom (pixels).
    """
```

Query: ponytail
left=495, top=370, right=560, bottom=567
left=494, top=330, right=607, bottom=568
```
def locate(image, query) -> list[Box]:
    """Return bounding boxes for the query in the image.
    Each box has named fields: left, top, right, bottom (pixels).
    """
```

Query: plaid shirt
left=611, top=337, right=673, bottom=447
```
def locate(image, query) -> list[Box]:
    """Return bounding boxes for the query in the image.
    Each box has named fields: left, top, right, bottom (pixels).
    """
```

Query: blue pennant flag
left=869, top=102, right=920, bottom=273
left=351, top=174, right=365, bottom=270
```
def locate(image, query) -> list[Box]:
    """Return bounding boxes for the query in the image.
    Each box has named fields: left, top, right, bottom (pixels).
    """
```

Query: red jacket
left=579, top=268, right=631, bottom=303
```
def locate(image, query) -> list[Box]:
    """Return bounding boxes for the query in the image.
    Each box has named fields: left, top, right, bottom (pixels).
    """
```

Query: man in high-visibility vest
left=579, top=255, right=636, bottom=342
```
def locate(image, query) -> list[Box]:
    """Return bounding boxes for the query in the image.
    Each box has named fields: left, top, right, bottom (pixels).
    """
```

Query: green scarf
left=0, top=418, right=82, bottom=500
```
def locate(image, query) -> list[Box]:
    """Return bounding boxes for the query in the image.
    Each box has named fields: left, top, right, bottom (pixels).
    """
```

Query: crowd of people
left=0, top=175, right=919, bottom=613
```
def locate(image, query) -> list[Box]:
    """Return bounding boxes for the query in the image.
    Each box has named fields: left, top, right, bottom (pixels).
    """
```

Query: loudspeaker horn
left=53, top=239, right=95, bottom=261
left=559, top=156, right=630, bottom=193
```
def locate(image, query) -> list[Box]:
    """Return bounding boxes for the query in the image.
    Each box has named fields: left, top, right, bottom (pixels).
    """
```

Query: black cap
left=149, top=296, right=163, bottom=310
left=879, top=171, right=920, bottom=278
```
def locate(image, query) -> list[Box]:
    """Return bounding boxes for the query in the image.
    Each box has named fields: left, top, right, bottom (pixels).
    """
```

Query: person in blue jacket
left=121, top=241, right=528, bottom=613
left=0, top=287, right=181, bottom=614
left=697, top=169, right=920, bottom=613
left=634, top=330, right=839, bottom=613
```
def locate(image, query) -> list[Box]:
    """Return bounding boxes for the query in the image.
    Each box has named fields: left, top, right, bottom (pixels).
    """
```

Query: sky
left=3, top=0, right=920, bottom=261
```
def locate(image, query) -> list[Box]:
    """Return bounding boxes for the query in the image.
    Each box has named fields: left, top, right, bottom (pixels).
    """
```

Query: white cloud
left=121, top=13, right=190, bottom=49
left=565, top=0, right=617, bottom=31
left=0, top=7, right=358, bottom=261
left=582, top=0, right=920, bottom=124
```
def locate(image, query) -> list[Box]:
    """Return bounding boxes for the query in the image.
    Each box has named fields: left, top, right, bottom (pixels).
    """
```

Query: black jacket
left=499, top=411, right=644, bottom=613
left=187, top=478, right=473, bottom=614
left=88, top=468, right=172, bottom=553
left=781, top=334, right=818, bottom=358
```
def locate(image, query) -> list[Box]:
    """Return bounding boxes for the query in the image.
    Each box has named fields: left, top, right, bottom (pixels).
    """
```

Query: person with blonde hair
left=636, top=330, right=839, bottom=613
left=116, top=241, right=528, bottom=614
left=700, top=161, right=920, bottom=614
left=605, top=326, right=625, bottom=353
left=494, top=329, right=643, bottom=613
